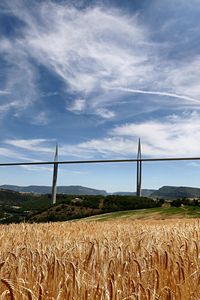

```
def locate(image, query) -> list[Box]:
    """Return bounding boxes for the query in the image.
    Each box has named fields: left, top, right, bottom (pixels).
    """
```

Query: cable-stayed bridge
left=1, top=139, right=200, bottom=203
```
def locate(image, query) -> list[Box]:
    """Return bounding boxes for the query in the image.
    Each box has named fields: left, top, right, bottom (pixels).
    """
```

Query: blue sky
left=1, top=0, right=200, bottom=192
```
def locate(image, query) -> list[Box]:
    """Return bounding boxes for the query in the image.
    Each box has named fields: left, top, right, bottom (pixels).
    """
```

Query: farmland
left=0, top=219, right=199, bottom=299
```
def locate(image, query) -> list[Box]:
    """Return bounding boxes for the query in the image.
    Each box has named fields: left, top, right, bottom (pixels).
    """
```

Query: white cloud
left=20, top=165, right=52, bottom=172
left=96, top=108, right=116, bottom=119
left=41, top=91, right=59, bottom=97
left=0, top=101, right=19, bottom=113
left=1, top=1, right=156, bottom=119
left=31, top=112, right=49, bottom=125
left=3, top=138, right=88, bottom=160
left=67, top=98, right=86, bottom=112
left=165, top=57, right=200, bottom=100
left=0, top=146, right=45, bottom=162
left=78, top=137, right=137, bottom=156
left=54, top=112, right=200, bottom=158
left=5, top=139, right=54, bottom=153
left=0, top=90, right=10, bottom=95
left=3, top=111, right=200, bottom=160
left=0, top=43, right=38, bottom=117
left=111, top=112, right=200, bottom=157
left=1, top=138, right=59, bottom=165
left=0, top=147, right=21, bottom=158
left=106, top=87, right=200, bottom=104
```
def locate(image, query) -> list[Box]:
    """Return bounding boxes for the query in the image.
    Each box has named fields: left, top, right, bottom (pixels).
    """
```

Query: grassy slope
left=83, top=206, right=200, bottom=221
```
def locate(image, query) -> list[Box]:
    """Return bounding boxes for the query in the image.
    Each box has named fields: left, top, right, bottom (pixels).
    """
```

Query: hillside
left=0, top=189, right=162, bottom=224
left=0, top=185, right=107, bottom=195
left=151, top=186, right=200, bottom=199
left=29, top=203, right=101, bottom=222
left=0, top=187, right=199, bottom=223
left=27, top=195, right=160, bottom=223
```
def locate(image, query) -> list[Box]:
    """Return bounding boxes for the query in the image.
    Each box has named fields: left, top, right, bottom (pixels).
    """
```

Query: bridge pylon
left=136, top=138, right=142, bottom=197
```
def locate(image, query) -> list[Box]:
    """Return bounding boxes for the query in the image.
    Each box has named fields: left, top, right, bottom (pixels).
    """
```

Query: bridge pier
left=52, top=144, right=58, bottom=204
left=136, top=138, right=142, bottom=197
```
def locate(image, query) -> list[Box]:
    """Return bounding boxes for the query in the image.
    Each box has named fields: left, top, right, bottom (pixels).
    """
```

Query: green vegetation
left=0, top=190, right=162, bottom=223
left=28, top=195, right=161, bottom=223
left=0, top=188, right=199, bottom=224
left=84, top=206, right=200, bottom=221
left=103, top=195, right=163, bottom=212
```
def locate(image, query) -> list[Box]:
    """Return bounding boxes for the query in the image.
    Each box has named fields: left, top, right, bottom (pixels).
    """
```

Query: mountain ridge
left=151, top=185, right=200, bottom=199
left=0, top=185, right=107, bottom=196
left=1, top=184, right=200, bottom=199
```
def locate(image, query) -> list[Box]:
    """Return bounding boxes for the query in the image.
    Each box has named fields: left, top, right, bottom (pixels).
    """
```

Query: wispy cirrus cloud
left=0, top=147, right=22, bottom=158
left=4, top=138, right=54, bottom=153
left=67, top=98, right=86, bottom=113
left=1, top=0, right=200, bottom=122
left=0, top=39, right=38, bottom=117
left=3, top=138, right=92, bottom=160
left=1, top=139, right=57, bottom=168
left=0, top=0, right=159, bottom=120
left=0, top=101, right=20, bottom=113
left=31, top=112, right=49, bottom=125
left=3, top=111, right=200, bottom=160
left=0, top=90, right=10, bottom=95
left=111, top=112, right=200, bottom=157
left=19, top=2, right=155, bottom=119
left=106, top=87, right=200, bottom=104
left=53, top=112, right=200, bottom=158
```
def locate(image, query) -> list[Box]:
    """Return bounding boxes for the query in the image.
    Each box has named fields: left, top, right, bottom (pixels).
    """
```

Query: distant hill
left=151, top=186, right=200, bottom=199
left=2, top=184, right=200, bottom=199
left=114, top=189, right=156, bottom=197
left=0, top=185, right=107, bottom=196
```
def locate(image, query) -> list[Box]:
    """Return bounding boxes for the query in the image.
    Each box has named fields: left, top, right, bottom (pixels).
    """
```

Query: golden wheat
left=0, top=219, right=199, bottom=299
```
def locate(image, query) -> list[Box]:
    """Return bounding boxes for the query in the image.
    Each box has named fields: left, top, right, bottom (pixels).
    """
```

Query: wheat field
left=0, top=219, right=199, bottom=299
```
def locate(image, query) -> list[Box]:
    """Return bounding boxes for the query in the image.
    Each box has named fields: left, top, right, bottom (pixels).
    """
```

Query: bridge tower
left=52, top=144, right=58, bottom=204
left=136, top=138, right=142, bottom=197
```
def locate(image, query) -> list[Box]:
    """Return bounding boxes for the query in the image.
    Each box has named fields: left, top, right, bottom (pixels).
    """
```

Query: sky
left=1, top=0, right=200, bottom=192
